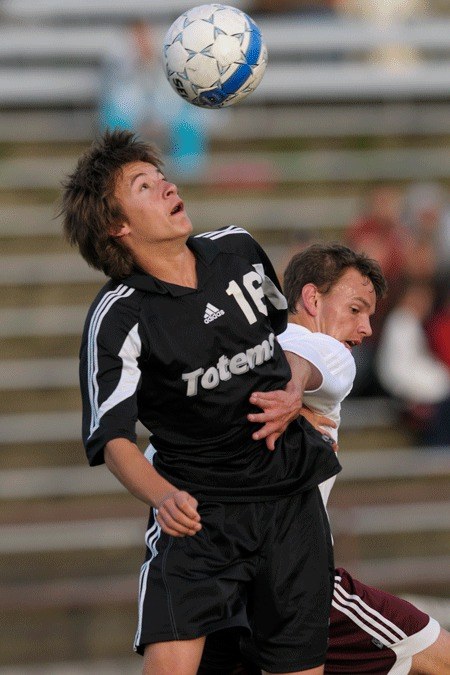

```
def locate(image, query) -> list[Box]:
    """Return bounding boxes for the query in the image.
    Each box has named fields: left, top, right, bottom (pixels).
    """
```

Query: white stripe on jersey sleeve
left=86, top=285, right=136, bottom=436
left=90, top=322, right=142, bottom=438
left=195, top=225, right=250, bottom=240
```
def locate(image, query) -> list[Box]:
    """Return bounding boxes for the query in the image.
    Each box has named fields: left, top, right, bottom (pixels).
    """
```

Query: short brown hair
left=283, top=242, right=387, bottom=314
left=60, top=129, right=163, bottom=279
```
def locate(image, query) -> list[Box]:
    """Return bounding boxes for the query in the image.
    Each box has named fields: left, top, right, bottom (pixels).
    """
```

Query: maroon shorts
left=199, top=567, right=440, bottom=675
left=326, top=567, right=440, bottom=673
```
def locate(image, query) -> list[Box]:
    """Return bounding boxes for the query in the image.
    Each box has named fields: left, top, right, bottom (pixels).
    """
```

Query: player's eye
left=350, top=307, right=359, bottom=314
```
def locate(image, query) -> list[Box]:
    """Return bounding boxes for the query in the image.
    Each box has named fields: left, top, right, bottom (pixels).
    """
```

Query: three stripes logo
left=204, top=303, right=225, bottom=324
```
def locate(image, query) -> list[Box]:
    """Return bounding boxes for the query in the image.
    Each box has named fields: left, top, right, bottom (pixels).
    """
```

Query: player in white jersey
left=199, top=243, right=450, bottom=675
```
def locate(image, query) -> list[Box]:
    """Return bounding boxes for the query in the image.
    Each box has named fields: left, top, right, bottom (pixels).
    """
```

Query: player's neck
left=135, top=243, right=198, bottom=288
left=288, top=311, right=316, bottom=333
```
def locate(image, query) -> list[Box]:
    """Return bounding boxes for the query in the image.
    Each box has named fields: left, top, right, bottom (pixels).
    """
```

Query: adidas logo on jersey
left=204, top=303, right=225, bottom=324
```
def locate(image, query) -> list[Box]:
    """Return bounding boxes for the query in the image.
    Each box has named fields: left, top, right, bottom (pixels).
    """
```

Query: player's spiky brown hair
left=60, top=129, right=163, bottom=280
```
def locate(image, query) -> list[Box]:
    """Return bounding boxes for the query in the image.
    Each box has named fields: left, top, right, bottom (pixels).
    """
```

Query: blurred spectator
left=340, top=0, right=426, bottom=22
left=339, top=0, right=427, bottom=66
left=252, top=0, right=337, bottom=17
left=376, top=277, right=450, bottom=445
left=403, top=182, right=450, bottom=278
left=99, top=19, right=211, bottom=178
left=345, top=186, right=412, bottom=302
left=99, top=21, right=165, bottom=142
left=344, top=185, right=413, bottom=394
left=426, top=281, right=450, bottom=369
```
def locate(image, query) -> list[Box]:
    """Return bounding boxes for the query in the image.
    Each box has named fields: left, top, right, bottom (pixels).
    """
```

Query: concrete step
left=0, top=358, right=78, bottom=389
left=2, top=102, right=450, bottom=144
left=0, top=440, right=131, bottom=470
left=2, top=60, right=450, bottom=109
left=0, top=337, right=80, bottom=362
left=0, top=306, right=87, bottom=338
left=0, top=397, right=406, bottom=442
left=0, top=601, right=138, bottom=667
left=1, top=16, right=449, bottom=58
left=1, top=516, right=448, bottom=590
left=2, top=499, right=448, bottom=552
left=0, top=285, right=102, bottom=311
left=1, top=145, right=450, bottom=192
left=2, top=449, right=448, bottom=501
left=0, top=193, right=362, bottom=238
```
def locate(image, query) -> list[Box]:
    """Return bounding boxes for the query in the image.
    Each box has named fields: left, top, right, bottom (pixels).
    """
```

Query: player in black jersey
left=61, top=130, right=340, bottom=675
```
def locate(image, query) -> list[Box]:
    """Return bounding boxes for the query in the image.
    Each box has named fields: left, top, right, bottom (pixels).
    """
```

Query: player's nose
left=359, top=316, right=372, bottom=337
left=163, top=180, right=177, bottom=197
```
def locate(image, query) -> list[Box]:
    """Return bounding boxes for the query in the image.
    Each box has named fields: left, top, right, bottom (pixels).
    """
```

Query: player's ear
left=108, top=221, right=130, bottom=239
left=301, top=284, right=319, bottom=316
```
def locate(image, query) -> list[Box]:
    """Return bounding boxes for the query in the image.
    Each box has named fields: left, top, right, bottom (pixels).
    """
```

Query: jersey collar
left=120, top=235, right=220, bottom=296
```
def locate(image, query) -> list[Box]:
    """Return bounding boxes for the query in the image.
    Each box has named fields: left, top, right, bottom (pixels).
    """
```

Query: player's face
left=113, top=161, right=193, bottom=247
left=315, top=268, right=376, bottom=350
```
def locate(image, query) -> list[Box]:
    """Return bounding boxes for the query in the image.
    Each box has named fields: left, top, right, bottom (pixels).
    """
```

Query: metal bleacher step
left=2, top=145, right=450, bottom=191
left=1, top=102, right=450, bottom=144
left=1, top=16, right=450, bottom=110
left=2, top=448, right=449, bottom=501
left=0, top=195, right=363, bottom=239
left=0, top=396, right=405, bottom=444
left=1, top=498, right=449, bottom=555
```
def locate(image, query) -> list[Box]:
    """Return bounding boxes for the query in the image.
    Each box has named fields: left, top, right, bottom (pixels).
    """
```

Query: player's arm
left=104, top=437, right=201, bottom=537
left=248, top=351, right=324, bottom=450
left=81, top=299, right=201, bottom=537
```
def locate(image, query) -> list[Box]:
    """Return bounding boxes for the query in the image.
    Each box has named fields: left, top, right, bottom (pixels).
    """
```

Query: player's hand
left=248, top=382, right=302, bottom=451
left=300, top=406, right=339, bottom=452
left=155, top=490, right=202, bottom=537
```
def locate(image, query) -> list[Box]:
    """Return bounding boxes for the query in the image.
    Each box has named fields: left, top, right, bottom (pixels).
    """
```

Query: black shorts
left=134, top=487, right=334, bottom=672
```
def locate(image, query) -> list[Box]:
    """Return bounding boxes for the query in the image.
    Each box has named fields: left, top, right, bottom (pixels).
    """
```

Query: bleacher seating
left=0, top=5, right=449, bottom=670
left=1, top=17, right=450, bottom=107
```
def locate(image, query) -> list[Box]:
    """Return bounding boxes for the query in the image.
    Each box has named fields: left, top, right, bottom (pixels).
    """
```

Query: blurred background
left=0, top=0, right=449, bottom=672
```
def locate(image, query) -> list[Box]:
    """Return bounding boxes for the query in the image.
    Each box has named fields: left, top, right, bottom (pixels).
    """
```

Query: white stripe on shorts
left=134, top=512, right=161, bottom=651
left=332, top=578, right=408, bottom=647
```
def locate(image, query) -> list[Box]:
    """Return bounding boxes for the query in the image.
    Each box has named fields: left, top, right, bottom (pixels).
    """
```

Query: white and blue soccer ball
left=162, top=4, right=268, bottom=108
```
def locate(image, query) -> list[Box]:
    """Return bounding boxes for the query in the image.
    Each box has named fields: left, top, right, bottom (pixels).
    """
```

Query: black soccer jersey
left=80, top=226, right=339, bottom=500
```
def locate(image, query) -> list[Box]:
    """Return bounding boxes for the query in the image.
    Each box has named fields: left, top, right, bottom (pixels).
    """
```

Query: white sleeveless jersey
left=278, top=323, right=356, bottom=506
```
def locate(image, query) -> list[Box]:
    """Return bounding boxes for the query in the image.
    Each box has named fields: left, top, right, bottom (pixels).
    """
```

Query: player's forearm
left=104, top=437, right=177, bottom=508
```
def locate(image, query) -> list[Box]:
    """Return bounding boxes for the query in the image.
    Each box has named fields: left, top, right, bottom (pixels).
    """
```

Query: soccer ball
left=162, top=4, right=268, bottom=108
